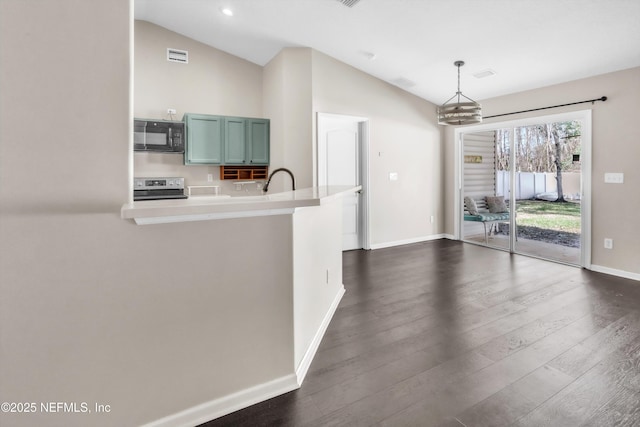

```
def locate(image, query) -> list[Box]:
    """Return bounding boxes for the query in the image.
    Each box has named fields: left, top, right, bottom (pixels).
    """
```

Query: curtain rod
left=483, top=96, right=607, bottom=120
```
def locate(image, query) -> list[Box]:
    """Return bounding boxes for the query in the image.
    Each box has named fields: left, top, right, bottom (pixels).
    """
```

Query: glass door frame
left=454, top=110, right=592, bottom=268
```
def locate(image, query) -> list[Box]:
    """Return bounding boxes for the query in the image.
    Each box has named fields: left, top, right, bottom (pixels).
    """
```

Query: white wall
left=134, top=21, right=263, bottom=121
left=263, top=48, right=314, bottom=193
left=0, top=2, right=296, bottom=426
left=134, top=20, right=265, bottom=194
left=293, top=202, right=344, bottom=371
left=264, top=48, right=443, bottom=247
left=444, top=67, right=640, bottom=275
left=311, top=51, right=442, bottom=247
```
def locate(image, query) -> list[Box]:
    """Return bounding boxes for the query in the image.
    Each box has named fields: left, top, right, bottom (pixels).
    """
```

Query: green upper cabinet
left=184, top=114, right=223, bottom=165
left=184, top=114, right=269, bottom=165
left=247, top=119, right=270, bottom=165
left=224, top=117, right=247, bottom=164
left=223, top=117, right=270, bottom=165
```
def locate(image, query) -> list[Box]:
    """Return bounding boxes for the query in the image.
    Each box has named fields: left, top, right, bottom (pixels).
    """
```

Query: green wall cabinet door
left=247, top=119, right=270, bottom=165
left=184, top=114, right=269, bottom=165
left=184, top=114, right=223, bottom=164
left=223, top=117, right=270, bottom=165
left=224, top=117, right=247, bottom=164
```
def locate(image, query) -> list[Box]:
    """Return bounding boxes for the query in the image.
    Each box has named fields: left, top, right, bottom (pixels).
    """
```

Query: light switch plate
left=604, top=173, right=624, bottom=183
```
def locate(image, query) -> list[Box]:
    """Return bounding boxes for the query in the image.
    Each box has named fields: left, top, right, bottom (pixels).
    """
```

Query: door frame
left=454, top=109, right=592, bottom=268
left=316, top=112, right=371, bottom=250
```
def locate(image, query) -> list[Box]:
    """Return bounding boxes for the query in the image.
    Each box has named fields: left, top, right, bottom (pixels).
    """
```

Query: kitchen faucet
left=263, top=168, right=295, bottom=193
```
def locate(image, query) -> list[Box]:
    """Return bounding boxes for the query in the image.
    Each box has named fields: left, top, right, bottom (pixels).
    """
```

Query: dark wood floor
left=201, top=239, right=640, bottom=426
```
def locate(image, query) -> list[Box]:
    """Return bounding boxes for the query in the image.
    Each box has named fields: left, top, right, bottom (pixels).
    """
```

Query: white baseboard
left=590, top=264, right=640, bottom=282
left=370, top=234, right=446, bottom=250
left=142, top=286, right=346, bottom=427
left=295, top=284, right=345, bottom=385
left=140, top=374, right=299, bottom=427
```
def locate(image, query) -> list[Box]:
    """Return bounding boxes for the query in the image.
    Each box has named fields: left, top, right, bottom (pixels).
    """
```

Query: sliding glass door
left=461, top=130, right=509, bottom=251
left=459, top=111, right=590, bottom=267
left=512, top=122, right=582, bottom=264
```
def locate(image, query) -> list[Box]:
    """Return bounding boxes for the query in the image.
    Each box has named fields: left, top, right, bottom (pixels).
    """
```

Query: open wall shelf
left=220, top=165, right=268, bottom=180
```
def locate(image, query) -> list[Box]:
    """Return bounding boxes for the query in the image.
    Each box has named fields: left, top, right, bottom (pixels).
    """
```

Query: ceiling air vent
left=473, top=69, right=497, bottom=79
left=167, top=48, right=188, bottom=64
left=336, top=0, right=362, bottom=7
left=392, top=77, right=416, bottom=88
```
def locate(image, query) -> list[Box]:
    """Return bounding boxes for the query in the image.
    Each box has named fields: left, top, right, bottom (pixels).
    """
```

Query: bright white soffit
left=135, top=0, right=640, bottom=104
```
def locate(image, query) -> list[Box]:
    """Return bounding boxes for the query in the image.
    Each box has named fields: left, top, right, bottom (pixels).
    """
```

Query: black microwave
left=134, top=119, right=185, bottom=153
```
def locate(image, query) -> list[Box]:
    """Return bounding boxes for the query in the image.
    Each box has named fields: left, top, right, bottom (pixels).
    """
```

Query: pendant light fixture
left=438, top=61, right=482, bottom=125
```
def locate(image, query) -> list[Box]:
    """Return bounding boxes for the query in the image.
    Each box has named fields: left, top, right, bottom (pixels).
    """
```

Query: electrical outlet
left=430, top=215, right=434, bottom=224
left=604, top=238, right=613, bottom=249
left=207, top=174, right=213, bottom=182
left=167, top=108, right=177, bottom=115
left=389, top=172, right=398, bottom=181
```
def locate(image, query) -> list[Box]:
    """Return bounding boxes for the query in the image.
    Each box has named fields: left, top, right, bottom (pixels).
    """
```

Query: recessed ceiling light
left=221, top=8, right=234, bottom=17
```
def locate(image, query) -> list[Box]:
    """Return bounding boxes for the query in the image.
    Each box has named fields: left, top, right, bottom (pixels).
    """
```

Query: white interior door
left=318, top=114, right=361, bottom=250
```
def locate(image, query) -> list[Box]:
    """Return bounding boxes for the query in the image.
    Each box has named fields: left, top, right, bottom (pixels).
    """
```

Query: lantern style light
left=438, top=60, right=482, bottom=125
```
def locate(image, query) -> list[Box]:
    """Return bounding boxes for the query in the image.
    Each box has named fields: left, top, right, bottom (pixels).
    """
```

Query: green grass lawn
left=515, top=200, right=581, bottom=233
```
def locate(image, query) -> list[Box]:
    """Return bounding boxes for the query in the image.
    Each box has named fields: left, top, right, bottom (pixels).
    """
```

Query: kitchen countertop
left=121, top=185, right=361, bottom=225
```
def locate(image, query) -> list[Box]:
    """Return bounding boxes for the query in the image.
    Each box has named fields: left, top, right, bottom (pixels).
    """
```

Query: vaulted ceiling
left=135, top=0, right=640, bottom=104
